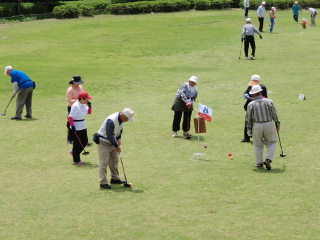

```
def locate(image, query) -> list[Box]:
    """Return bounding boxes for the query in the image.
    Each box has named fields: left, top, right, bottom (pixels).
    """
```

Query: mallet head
left=124, top=183, right=132, bottom=188
left=82, top=151, right=89, bottom=155
left=280, top=153, right=286, bottom=157
left=1, top=113, right=6, bottom=116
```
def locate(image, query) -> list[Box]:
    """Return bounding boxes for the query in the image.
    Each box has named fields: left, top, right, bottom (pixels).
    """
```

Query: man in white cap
left=241, top=74, right=268, bottom=142
left=246, top=85, right=280, bottom=170
left=4, top=66, right=36, bottom=120
left=97, top=108, right=135, bottom=189
left=171, top=76, right=198, bottom=139
left=241, top=18, right=262, bottom=60
left=257, top=1, right=266, bottom=31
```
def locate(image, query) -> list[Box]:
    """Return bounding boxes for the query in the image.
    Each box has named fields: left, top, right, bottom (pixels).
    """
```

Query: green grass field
left=0, top=9, right=319, bottom=239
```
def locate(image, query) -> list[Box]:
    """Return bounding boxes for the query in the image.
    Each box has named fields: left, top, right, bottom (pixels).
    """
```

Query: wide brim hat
left=249, top=85, right=263, bottom=94
left=189, top=76, right=198, bottom=84
left=71, top=75, right=84, bottom=85
left=248, top=74, right=261, bottom=86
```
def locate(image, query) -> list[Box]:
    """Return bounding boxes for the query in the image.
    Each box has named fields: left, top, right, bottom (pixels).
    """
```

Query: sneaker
left=183, top=132, right=192, bottom=137
left=250, top=55, right=254, bottom=60
left=110, top=178, right=125, bottom=184
left=69, top=150, right=73, bottom=156
left=241, top=138, right=250, bottom=142
left=11, top=116, right=22, bottom=120
left=263, top=159, right=272, bottom=170
left=255, top=163, right=264, bottom=169
left=100, top=184, right=112, bottom=189
left=24, top=115, right=32, bottom=118
left=172, top=132, right=178, bottom=138
left=73, top=161, right=85, bottom=165
left=245, top=57, right=248, bottom=60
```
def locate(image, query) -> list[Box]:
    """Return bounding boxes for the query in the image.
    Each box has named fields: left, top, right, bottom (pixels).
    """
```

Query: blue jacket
left=292, top=5, right=301, bottom=15
left=10, top=69, right=34, bottom=89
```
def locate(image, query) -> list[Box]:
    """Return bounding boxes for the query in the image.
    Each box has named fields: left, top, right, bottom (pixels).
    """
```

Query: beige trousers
left=252, top=122, right=278, bottom=164
left=98, top=140, right=120, bottom=184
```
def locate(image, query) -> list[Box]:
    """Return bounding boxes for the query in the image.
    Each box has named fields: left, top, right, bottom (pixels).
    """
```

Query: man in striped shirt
left=246, top=85, right=280, bottom=170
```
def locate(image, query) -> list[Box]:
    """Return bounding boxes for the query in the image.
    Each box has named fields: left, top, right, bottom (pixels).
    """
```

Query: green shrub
left=79, top=5, right=94, bottom=16
left=53, top=5, right=79, bottom=19
left=0, top=3, right=16, bottom=17
left=59, top=0, right=111, bottom=15
left=194, top=0, right=232, bottom=10
left=21, top=3, right=47, bottom=15
left=107, top=0, right=190, bottom=15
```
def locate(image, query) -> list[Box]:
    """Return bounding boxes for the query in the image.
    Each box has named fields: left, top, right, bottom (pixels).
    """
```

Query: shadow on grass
left=174, top=135, right=205, bottom=142
left=253, top=164, right=287, bottom=173
left=101, top=185, right=144, bottom=193
left=71, top=161, right=99, bottom=168
left=24, top=118, right=39, bottom=121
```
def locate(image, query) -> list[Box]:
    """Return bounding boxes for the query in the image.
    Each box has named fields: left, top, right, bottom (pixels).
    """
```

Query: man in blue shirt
left=4, top=66, right=35, bottom=120
left=292, top=1, right=302, bottom=23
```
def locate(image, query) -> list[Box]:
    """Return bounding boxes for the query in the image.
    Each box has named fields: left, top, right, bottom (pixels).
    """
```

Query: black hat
left=70, top=75, right=84, bottom=85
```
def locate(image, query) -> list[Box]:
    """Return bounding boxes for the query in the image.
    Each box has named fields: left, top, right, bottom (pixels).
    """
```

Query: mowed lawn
left=0, top=9, right=319, bottom=239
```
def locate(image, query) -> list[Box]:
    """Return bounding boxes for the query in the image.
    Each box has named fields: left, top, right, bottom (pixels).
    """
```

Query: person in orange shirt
left=66, top=75, right=85, bottom=144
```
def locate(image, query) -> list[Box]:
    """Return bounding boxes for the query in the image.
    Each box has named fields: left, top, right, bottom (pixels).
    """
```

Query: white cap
left=249, top=85, right=263, bottom=94
left=271, top=7, right=276, bottom=10
left=4, top=66, right=13, bottom=75
left=122, top=108, right=135, bottom=122
left=189, top=76, right=198, bottom=83
left=251, top=74, right=261, bottom=81
left=246, top=18, right=252, bottom=23
left=262, top=1, right=266, bottom=4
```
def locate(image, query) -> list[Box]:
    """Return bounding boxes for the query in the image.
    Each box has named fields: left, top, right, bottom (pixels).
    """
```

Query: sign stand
left=190, top=116, right=208, bottom=161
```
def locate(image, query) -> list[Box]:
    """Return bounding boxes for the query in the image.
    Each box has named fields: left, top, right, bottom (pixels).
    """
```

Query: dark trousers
left=258, top=17, right=264, bottom=31
left=172, top=111, right=192, bottom=132
left=72, top=129, right=88, bottom=163
left=245, top=8, right=249, bottom=17
left=244, top=35, right=256, bottom=57
left=293, top=15, right=298, bottom=22
left=244, top=119, right=251, bottom=140
left=66, top=106, right=74, bottom=142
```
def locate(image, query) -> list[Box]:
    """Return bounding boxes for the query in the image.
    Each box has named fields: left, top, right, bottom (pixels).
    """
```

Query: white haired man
left=4, top=66, right=35, bottom=120
left=241, top=18, right=262, bottom=60
left=246, top=85, right=280, bottom=170
left=97, top=108, right=135, bottom=189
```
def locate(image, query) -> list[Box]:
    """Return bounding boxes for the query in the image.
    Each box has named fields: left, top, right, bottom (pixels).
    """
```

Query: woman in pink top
left=269, top=7, right=277, bottom=33
left=66, top=75, right=85, bottom=143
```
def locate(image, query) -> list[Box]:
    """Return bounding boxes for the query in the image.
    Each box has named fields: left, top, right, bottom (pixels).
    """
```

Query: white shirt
left=244, top=0, right=250, bottom=8
left=69, top=100, right=88, bottom=130
left=257, top=5, right=266, bottom=17
left=308, top=8, right=317, bottom=15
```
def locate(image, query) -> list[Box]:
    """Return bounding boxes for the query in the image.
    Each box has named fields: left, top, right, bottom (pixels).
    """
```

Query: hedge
left=194, top=0, right=232, bottom=10
left=106, top=0, right=190, bottom=14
